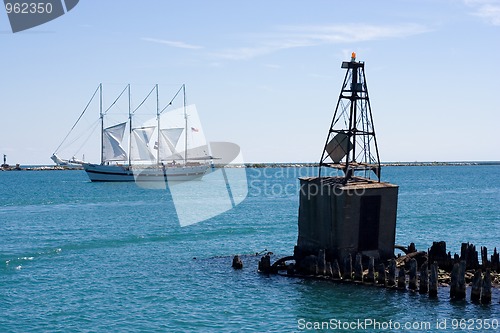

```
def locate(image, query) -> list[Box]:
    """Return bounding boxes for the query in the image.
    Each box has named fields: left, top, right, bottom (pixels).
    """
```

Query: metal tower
left=319, top=52, right=381, bottom=182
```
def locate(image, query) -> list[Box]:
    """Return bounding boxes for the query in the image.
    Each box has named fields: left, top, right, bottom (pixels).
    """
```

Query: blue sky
left=1, top=0, right=499, bottom=164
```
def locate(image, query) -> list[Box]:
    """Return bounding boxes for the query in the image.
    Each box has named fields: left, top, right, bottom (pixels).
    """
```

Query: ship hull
left=83, top=163, right=208, bottom=182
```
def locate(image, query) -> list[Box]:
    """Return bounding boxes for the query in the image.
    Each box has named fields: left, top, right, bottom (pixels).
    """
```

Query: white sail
left=163, top=128, right=184, bottom=147
left=130, top=126, right=156, bottom=161
left=159, top=128, right=183, bottom=160
left=145, top=105, right=209, bottom=161
left=103, top=122, right=127, bottom=161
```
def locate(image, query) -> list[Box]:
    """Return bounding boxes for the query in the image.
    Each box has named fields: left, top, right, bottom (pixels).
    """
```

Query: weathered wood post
left=408, top=242, right=416, bottom=253
left=377, top=263, right=386, bottom=286
left=481, top=246, right=489, bottom=269
left=481, top=269, right=492, bottom=304
left=317, top=249, right=326, bottom=276
left=354, top=253, right=363, bottom=282
left=419, top=262, right=429, bottom=294
left=409, top=258, right=418, bottom=290
left=428, top=241, right=451, bottom=271
left=491, top=248, right=499, bottom=272
left=460, top=243, right=479, bottom=269
left=325, top=262, right=333, bottom=277
left=457, top=260, right=467, bottom=300
left=429, top=262, right=439, bottom=298
left=366, top=257, right=375, bottom=283
left=388, top=259, right=396, bottom=287
left=450, top=262, right=459, bottom=299
left=232, top=255, right=243, bottom=269
left=397, top=268, right=406, bottom=290
left=470, top=269, right=482, bottom=302
left=332, top=259, right=341, bottom=280
left=343, top=254, right=353, bottom=280
left=258, top=254, right=271, bottom=273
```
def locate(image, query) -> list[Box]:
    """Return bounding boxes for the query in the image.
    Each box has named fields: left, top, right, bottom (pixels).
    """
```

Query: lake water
left=1, top=165, right=499, bottom=332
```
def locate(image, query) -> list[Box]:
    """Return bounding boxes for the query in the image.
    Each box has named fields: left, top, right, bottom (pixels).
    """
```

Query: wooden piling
left=450, top=262, right=459, bottom=299
left=470, top=269, right=482, bottom=302
left=429, top=262, right=438, bottom=298
left=366, top=257, right=375, bottom=283
left=354, top=253, right=363, bottom=282
left=317, top=249, right=326, bottom=276
left=481, top=269, right=492, bottom=304
left=457, top=260, right=467, bottom=300
left=332, top=259, right=341, bottom=280
left=388, top=259, right=396, bottom=287
left=419, top=262, right=429, bottom=294
left=232, top=255, right=243, bottom=269
left=397, top=268, right=406, bottom=290
left=258, top=254, right=271, bottom=273
left=409, top=258, right=418, bottom=290
left=377, top=263, right=386, bottom=286
left=460, top=243, right=479, bottom=270
left=481, top=246, right=489, bottom=269
left=492, top=248, right=499, bottom=273
left=450, top=260, right=466, bottom=300
left=408, top=242, right=416, bottom=253
left=428, top=241, right=452, bottom=271
left=325, top=261, right=333, bottom=278
left=343, top=254, right=353, bottom=280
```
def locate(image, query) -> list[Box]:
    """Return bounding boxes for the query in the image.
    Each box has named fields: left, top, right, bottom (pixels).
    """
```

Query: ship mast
left=99, top=83, right=103, bottom=165
left=319, top=52, right=381, bottom=182
left=128, top=84, right=131, bottom=167
left=156, top=84, right=160, bottom=165
left=183, top=84, right=188, bottom=164
left=157, top=84, right=186, bottom=165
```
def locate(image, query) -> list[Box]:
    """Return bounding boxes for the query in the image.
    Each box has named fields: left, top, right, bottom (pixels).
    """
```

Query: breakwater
left=0, top=164, right=83, bottom=171
left=256, top=241, right=500, bottom=305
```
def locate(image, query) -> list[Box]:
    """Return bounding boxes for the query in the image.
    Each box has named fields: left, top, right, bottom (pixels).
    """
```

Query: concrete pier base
left=295, top=176, right=398, bottom=265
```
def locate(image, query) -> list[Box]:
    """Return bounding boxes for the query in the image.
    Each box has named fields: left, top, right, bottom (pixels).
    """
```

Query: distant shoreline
left=1, top=161, right=499, bottom=171
left=242, top=161, right=500, bottom=168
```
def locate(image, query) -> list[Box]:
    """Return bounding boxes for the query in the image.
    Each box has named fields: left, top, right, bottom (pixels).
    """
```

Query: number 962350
left=5, top=2, right=53, bottom=14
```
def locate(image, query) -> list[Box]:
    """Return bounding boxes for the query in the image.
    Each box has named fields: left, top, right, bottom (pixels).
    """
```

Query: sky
left=1, top=0, right=499, bottom=165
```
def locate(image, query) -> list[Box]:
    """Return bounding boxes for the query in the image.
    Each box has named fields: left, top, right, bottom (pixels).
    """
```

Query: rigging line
left=132, top=85, right=156, bottom=114
left=159, top=85, right=184, bottom=114
left=62, top=118, right=100, bottom=150
left=103, top=85, right=128, bottom=115
left=72, top=121, right=100, bottom=157
left=53, top=85, right=100, bottom=154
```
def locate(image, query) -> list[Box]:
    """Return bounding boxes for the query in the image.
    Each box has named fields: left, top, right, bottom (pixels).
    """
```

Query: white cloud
left=212, top=46, right=273, bottom=60
left=281, top=23, right=429, bottom=43
left=141, top=37, right=203, bottom=49
left=464, top=0, right=500, bottom=25
left=264, top=64, right=282, bottom=69
left=211, top=23, right=430, bottom=60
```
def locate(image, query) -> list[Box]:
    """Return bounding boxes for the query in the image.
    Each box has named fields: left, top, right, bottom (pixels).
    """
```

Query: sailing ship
left=52, top=84, right=210, bottom=182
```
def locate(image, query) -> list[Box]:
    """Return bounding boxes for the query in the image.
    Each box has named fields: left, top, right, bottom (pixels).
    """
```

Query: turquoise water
left=1, top=166, right=499, bottom=332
